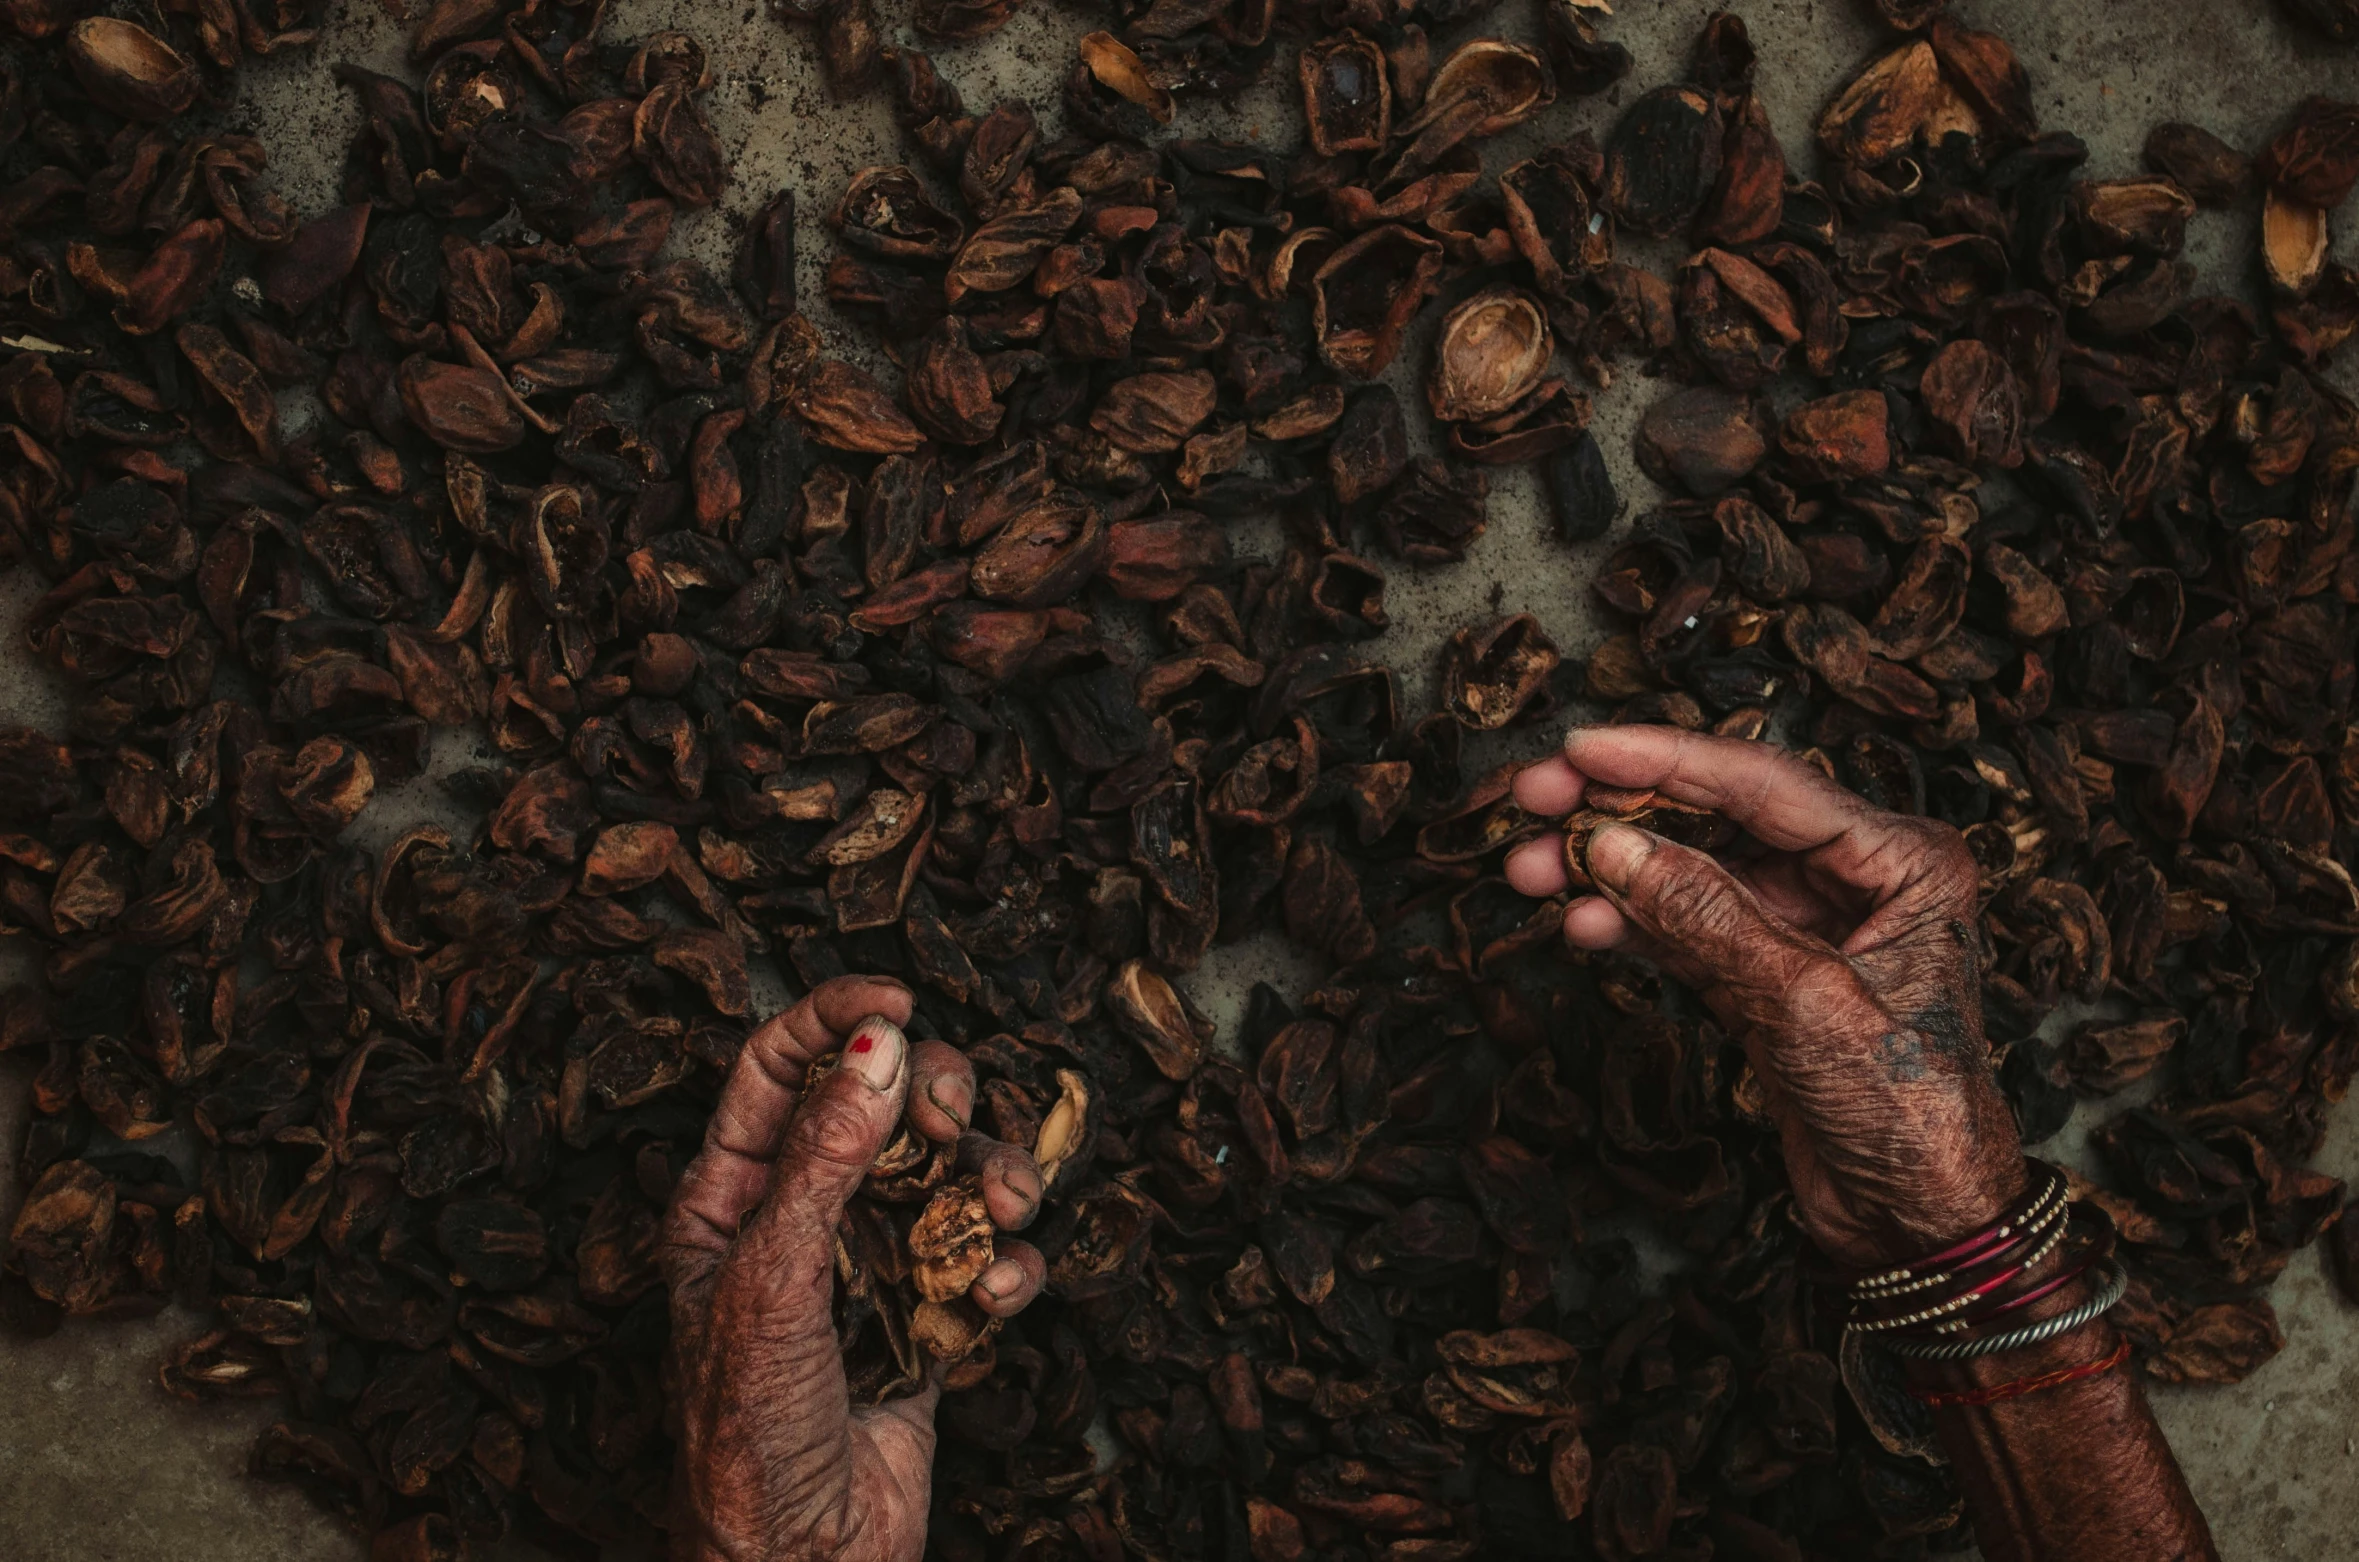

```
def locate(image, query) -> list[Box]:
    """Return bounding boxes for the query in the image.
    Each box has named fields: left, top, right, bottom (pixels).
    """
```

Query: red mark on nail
left=849, top=1034, right=873, bottom=1055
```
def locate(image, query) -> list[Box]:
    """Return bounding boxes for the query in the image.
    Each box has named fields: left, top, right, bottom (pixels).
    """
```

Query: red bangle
left=1840, top=1181, right=2074, bottom=1334
left=1907, top=1338, right=2132, bottom=1410
left=1840, top=1162, right=2066, bottom=1299
left=1954, top=1215, right=2120, bottom=1331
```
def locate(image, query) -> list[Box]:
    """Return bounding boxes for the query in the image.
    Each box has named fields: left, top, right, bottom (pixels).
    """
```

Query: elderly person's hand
left=1507, top=726, right=2220, bottom=1562
left=659, top=976, right=1047, bottom=1562
left=1504, top=725, right=2025, bottom=1271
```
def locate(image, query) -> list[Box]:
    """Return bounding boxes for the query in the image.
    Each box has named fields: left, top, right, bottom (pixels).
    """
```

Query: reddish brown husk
left=1560, top=787, right=1737, bottom=890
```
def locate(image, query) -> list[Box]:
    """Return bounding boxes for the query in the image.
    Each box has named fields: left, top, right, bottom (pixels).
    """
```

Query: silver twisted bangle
left=1867, top=1259, right=2130, bottom=1363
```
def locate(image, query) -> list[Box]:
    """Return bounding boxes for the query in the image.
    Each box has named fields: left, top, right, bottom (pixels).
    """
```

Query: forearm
left=1518, top=734, right=2219, bottom=1559
left=1910, top=1301, right=2216, bottom=1562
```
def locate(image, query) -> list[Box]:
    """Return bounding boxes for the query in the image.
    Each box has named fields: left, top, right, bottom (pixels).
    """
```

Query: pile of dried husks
left=1, top=0, right=2355, bottom=1558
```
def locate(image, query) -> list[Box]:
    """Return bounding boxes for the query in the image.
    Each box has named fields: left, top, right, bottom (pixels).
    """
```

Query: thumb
left=853, top=1376, right=944, bottom=1502
left=1584, top=824, right=1826, bottom=1015
left=680, top=1016, right=912, bottom=1548
left=745, top=1014, right=911, bottom=1263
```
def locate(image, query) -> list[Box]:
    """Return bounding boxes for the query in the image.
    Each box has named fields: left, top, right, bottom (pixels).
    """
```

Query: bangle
left=1926, top=1208, right=2119, bottom=1335
left=1846, top=1163, right=2067, bottom=1301
left=1873, top=1258, right=2130, bottom=1362
left=1845, top=1194, right=2073, bottom=1332
left=1908, top=1337, right=2133, bottom=1410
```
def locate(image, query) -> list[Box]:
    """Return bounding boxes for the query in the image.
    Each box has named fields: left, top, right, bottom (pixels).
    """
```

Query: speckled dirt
left=1, top=1, right=2355, bottom=1558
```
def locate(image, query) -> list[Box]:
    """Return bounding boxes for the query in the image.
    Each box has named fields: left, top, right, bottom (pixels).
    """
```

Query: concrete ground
left=2, top=0, right=2356, bottom=1557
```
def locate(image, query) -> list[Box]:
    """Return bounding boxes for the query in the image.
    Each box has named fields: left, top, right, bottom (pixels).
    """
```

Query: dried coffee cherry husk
left=1428, top=287, right=1552, bottom=423
left=66, top=19, right=198, bottom=122
left=1605, top=85, right=1722, bottom=238
left=2263, top=190, right=2330, bottom=297
left=1634, top=387, right=1764, bottom=495
left=909, top=1177, right=995, bottom=1302
left=1501, top=144, right=1612, bottom=292
left=2257, top=96, right=2359, bottom=209
left=833, top=165, right=964, bottom=261
left=1441, top=615, right=1560, bottom=731
left=1545, top=432, right=1621, bottom=543
left=1561, top=787, right=1736, bottom=890
left=1071, top=31, right=1172, bottom=134
left=1394, top=40, right=1555, bottom=174
left=1313, top=225, right=1445, bottom=379
left=1300, top=30, right=1391, bottom=157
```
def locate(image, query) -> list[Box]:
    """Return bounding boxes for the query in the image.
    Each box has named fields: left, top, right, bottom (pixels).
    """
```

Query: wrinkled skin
left=1510, top=727, right=2218, bottom=1562
left=661, top=976, right=1048, bottom=1562
left=1504, top=725, right=2025, bottom=1269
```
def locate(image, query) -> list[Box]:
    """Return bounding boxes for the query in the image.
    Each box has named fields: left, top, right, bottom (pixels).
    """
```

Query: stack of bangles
left=1835, top=1161, right=2131, bottom=1409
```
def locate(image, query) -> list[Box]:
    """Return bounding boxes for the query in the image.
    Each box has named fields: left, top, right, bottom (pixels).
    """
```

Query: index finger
left=1510, top=755, right=1588, bottom=817
left=1561, top=726, right=1881, bottom=856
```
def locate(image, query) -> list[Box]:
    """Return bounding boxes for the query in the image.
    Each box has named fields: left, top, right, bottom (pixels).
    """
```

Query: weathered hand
left=1504, top=726, right=2026, bottom=1271
left=660, top=975, right=1047, bottom=1562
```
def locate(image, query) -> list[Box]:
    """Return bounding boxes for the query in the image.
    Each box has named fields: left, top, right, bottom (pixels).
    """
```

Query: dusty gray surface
left=3, top=0, right=2357, bottom=1558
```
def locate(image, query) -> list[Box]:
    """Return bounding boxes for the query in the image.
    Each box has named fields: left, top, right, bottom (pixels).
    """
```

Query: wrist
left=1815, top=1149, right=2029, bottom=1274
left=1899, top=1270, right=2114, bottom=1395
left=1842, top=1162, right=2126, bottom=1382
left=1889, top=1152, right=2030, bottom=1264
left=670, top=1481, right=754, bottom=1562
left=1818, top=1083, right=2031, bottom=1271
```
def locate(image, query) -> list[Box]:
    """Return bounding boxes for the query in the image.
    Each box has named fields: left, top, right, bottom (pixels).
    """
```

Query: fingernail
left=975, top=1257, right=1024, bottom=1302
left=925, top=1078, right=969, bottom=1132
left=1584, top=823, right=1652, bottom=892
left=1007, top=1162, right=1044, bottom=1220
left=844, top=1015, right=906, bottom=1092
